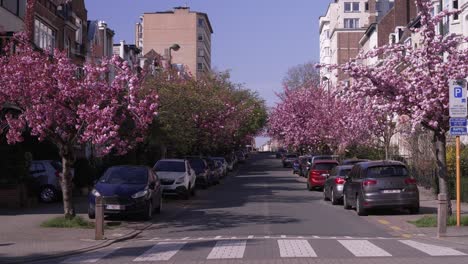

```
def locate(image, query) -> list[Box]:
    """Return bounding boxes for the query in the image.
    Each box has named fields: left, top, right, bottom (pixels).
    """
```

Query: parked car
left=212, top=157, right=228, bottom=177
left=214, top=160, right=225, bottom=179
left=292, top=159, right=301, bottom=174
left=153, top=159, right=196, bottom=199
left=204, top=157, right=220, bottom=185
left=225, top=154, right=236, bottom=171
left=341, top=159, right=370, bottom=165
left=276, top=148, right=287, bottom=158
left=88, top=165, right=162, bottom=220
left=342, top=161, right=420, bottom=216
left=323, top=165, right=353, bottom=205
left=282, top=153, right=298, bottom=168
left=311, top=155, right=339, bottom=164
left=186, top=157, right=211, bottom=188
left=298, top=155, right=312, bottom=177
left=235, top=151, right=246, bottom=163
left=29, top=160, right=73, bottom=203
left=307, top=160, right=339, bottom=191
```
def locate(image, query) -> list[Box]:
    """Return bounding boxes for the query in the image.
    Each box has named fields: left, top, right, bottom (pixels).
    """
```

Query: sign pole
left=456, top=136, right=461, bottom=227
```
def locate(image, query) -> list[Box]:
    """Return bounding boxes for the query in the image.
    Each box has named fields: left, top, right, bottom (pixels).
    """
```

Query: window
left=1, top=0, right=25, bottom=18
left=453, top=0, right=459, bottom=20
left=75, top=18, right=83, bottom=44
left=344, top=2, right=359, bottom=12
left=323, top=29, right=330, bottom=38
left=197, top=63, right=203, bottom=71
left=34, top=19, right=56, bottom=50
left=365, top=2, right=369, bottom=11
left=198, top=34, right=203, bottom=41
left=198, top=18, right=204, bottom=27
left=344, top=18, right=359, bottom=29
left=198, top=49, right=205, bottom=57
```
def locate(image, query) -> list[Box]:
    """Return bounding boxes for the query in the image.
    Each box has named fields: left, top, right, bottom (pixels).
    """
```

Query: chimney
left=119, top=40, right=125, bottom=58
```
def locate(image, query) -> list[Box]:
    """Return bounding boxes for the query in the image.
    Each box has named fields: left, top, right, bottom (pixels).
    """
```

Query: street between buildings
left=28, top=153, right=468, bottom=264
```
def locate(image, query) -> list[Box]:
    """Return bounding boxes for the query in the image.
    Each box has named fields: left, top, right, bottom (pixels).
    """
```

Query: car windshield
left=366, top=165, right=409, bottom=178
left=189, top=159, right=206, bottom=172
left=99, top=167, right=148, bottom=184
left=338, top=168, right=351, bottom=176
left=154, top=161, right=185, bottom=172
left=314, top=163, right=337, bottom=170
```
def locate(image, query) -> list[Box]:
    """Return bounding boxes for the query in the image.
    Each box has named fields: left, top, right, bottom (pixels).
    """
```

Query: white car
left=30, top=160, right=74, bottom=203
left=153, top=159, right=196, bottom=199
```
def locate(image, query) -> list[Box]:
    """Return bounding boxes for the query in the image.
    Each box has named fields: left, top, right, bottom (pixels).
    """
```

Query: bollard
left=95, top=196, right=104, bottom=240
left=437, top=193, right=447, bottom=238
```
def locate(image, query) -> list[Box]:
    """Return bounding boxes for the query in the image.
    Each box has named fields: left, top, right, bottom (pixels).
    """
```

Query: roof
left=314, top=160, right=339, bottom=164
left=355, top=160, right=406, bottom=169
left=144, top=7, right=214, bottom=33
left=336, top=165, right=353, bottom=170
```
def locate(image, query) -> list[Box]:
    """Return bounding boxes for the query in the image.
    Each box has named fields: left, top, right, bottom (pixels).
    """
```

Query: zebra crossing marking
left=399, top=240, right=467, bottom=256
left=207, top=240, right=247, bottom=259
left=134, top=242, right=186, bottom=262
left=338, top=240, right=392, bottom=257
left=278, top=240, right=317, bottom=258
left=61, top=247, right=119, bottom=263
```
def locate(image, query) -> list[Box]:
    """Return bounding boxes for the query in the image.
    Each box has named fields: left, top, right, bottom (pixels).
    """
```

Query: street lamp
left=168, top=44, right=180, bottom=69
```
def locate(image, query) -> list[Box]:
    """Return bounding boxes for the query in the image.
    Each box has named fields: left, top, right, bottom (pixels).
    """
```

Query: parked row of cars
left=283, top=153, right=420, bottom=216
left=87, top=150, right=251, bottom=220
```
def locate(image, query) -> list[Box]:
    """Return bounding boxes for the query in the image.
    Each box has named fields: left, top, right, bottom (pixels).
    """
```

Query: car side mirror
left=149, top=182, right=156, bottom=189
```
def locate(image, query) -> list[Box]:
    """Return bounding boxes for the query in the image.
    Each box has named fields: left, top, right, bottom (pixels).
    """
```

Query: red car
left=307, top=160, right=339, bottom=191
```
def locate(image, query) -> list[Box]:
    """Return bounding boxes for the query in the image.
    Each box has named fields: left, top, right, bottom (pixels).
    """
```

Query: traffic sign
left=449, top=79, right=468, bottom=118
left=450, top=127, right=468, bottom=136
left=450, top=118, right=467, bottom=127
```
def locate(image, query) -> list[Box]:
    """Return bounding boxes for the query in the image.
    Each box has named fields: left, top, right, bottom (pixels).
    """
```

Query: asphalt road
left=41, top=153, right=468, bottom=263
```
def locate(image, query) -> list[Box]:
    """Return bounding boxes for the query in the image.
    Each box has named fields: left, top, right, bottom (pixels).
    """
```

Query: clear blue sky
left=85, top=0, right=331, bottom=146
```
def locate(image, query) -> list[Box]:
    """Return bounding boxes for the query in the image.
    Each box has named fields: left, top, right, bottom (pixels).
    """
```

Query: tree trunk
left=434, top=131, right=452, bottom=215
left=59, top=144, right=76, bottom=219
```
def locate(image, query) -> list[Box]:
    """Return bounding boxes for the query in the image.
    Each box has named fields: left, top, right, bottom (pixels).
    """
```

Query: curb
left=12, top=223, right=153, bottom=264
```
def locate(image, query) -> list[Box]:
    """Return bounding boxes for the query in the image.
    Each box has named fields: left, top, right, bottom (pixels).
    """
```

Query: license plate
left=382, top=189, right=401, bottom=194
left=106, top=204, right=124, bottom=210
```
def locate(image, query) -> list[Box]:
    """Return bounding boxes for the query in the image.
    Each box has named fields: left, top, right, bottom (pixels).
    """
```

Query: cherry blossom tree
left=0, top=34, right=158, bottom=218
left=332, top=0, right=468, bottom=198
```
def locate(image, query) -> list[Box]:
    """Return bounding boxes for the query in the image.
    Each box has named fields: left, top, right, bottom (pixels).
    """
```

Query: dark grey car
left=323, top=165, right=353, bottom=205
left=342, top=161, right=419, bottom=216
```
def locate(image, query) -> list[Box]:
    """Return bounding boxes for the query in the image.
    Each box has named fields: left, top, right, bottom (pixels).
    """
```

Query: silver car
left=323, top=165, right=353, bottom=205
left=343, top=161, right=419, bottom=216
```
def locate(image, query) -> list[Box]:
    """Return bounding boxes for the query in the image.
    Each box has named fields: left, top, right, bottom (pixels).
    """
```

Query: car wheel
left=307, top=181, right=313, bottom=191
left=39, top=185, right=57, bottom=203
left=182, top=187, right=190, bottom=200
left=88, top=206, right=95, bottom=219
left=323, top=187, right=329, bottom=201
left=143, top=200, right=153, bottom=220
left=343, top=193, right=351, bottom=210
left=155, top=196, right=162, bottom=214
left=190, top=185, right=196, bottom=196
left=356, top=195, right=367, bottom=216
left=331, top=189, right=339, bottom=205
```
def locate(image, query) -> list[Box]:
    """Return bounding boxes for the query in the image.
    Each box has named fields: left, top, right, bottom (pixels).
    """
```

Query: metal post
left=456, top=136, right=461, bottom=227
left=95, top=196, right=104, bottom=240
left=437, top=193, right=447, bottom=237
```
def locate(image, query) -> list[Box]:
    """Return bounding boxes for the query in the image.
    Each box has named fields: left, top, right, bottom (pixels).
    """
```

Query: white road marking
left=278, top=240, right=317, bottom=258
left=215, top=236, right=222, bottom=239
left=248, top=235, right=254, bottom=239
left=313, top=236, right=320, bottom=238
left=231, top=236, right=237, bottom=239
left=62, top=247, right=119, bottom=263
left=297, top=236, right=304, bottom=238
left=181, top=237, right=189, bottom=240
left=399, top=240, right=467, bottom=256
left=134, top=242, right=186, bottom=261
left=207, top=240, right=246, bottom=259
left=197, top=237, right=204, bottom=240
left=264, top=236, right=270, bottom=238
left=338, top=240, right=391, bottom=257
left=281, top=235, right=286, bottom=238
left=344, top=236, right=352, bottom=239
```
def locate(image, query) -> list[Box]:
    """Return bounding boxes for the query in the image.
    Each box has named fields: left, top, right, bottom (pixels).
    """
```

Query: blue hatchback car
left=88, top=166, right=162, bottom=220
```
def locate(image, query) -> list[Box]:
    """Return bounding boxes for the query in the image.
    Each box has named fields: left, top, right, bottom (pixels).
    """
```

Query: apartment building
left=319, top=0, right=394, bottom=89
left=135, top=6, right=213, bottom=78
left=359, top=0, right=417, bottom=65
left=113, top=40, right=141, bottom=70
left=0, top=0, right=87, bottom=64
left=87, top=20, right=114, bottom=61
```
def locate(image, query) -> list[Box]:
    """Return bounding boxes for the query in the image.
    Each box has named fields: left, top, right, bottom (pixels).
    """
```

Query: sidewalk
left=0, top=197, right=147, bottom=264
left=365, top=186, right=468, bottom=248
